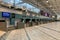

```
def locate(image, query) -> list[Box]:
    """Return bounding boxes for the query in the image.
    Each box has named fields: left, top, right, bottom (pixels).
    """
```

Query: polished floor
left=1, top=22, right=60, bottom=40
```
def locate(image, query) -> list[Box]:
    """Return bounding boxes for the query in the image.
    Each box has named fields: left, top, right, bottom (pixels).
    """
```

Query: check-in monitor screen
left=2, top=12, right=10, bottom=18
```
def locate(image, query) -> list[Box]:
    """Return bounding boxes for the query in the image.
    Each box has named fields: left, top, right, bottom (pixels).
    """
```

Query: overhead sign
left=2, top=12, right=10, bottom=18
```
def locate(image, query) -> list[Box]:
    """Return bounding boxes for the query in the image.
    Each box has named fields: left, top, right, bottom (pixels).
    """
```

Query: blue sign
left=2, top=12, right=10, bottom=18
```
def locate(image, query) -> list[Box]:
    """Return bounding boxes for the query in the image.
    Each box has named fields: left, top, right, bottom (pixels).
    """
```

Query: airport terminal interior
left=0, top=0, right=60, bottom=40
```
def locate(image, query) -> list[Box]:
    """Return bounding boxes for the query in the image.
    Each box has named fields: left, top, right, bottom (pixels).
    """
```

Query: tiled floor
left=2, top=22, right=60, bottom=40
left=0, top=31, right=6, bottom=37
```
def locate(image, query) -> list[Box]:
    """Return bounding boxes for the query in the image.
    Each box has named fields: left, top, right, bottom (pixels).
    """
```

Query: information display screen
left=2, top=12, right=10, bottom=18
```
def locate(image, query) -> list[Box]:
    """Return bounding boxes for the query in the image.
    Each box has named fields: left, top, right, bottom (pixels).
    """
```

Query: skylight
left=2, top=0, right=40, bottom=13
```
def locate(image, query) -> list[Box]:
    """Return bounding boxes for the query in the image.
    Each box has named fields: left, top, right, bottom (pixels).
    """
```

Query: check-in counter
left=17, top=19, right=26, bottom=29
left=0, top=19, right=6, bottom=31
left=17, top=22, right=25, bottom=29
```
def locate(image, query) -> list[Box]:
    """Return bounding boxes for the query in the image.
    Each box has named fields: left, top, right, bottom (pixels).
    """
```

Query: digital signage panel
left=2, top=12, right=10, bottom=18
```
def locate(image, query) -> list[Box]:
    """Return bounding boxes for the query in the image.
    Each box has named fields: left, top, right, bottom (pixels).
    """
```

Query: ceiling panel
left=22, top=0, right=60, bottom=15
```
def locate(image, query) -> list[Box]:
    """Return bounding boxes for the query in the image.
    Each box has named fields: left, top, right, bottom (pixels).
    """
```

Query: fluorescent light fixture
left=46, top=0, right=49, bottom=3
